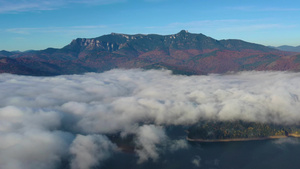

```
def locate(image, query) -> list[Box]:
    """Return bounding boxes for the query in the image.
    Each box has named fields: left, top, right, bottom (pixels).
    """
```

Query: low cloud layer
left=70, top=134, right=117, bottom=169
left=135, top=125, right=167, bottom=163
left=1, top=69, right=300, bottom=168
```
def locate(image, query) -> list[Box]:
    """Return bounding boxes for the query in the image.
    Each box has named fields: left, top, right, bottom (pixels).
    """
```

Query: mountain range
left=271, top=45, right=300, bottom=53
left=1, top=30, right=300, bottom=76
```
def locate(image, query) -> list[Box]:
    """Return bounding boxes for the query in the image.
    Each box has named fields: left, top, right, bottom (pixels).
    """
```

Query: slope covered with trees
left=187, top=121, right=300, bottom=142
left=1, top=31, right=299, bottom=76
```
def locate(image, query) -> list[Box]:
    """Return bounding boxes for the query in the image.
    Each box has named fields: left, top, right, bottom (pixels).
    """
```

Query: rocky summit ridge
left=1, top=30, right=299, bottom=76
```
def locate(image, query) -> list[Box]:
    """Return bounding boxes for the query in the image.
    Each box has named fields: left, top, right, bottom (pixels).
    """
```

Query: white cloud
left=0, top=0, right=63, bottom=13
left=228, top=6, right=300, bottom=12
left=1, top=69, right=300, bottom=167
left=218, top=24, right=296, bottom=32
left=169, top=139, right=188, bottom=152
left=6, top=25, right=107, bottom=35
left=70, top=134, right=117, bottom=169
left=272, top=138, right=300, bottom=150
left=71, top=0, right=126, bottom=5
left=0, top=130, right=72, bottom=169
left=135, top=125, right=167, bottom=163
left=2, top=69, right=300, bottom=126
left=273, top=138, right=300, bottom=145
left=191, top=156, right=201, bottom=167
left=0, top=0, right=125, bottom=13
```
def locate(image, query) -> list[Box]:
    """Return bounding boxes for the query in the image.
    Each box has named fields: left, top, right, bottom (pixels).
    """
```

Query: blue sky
left=1, top=0, right=300, bottom=51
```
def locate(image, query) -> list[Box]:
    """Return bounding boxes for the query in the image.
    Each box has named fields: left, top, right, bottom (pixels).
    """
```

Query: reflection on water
left=102, top=138, right=300, bottom=169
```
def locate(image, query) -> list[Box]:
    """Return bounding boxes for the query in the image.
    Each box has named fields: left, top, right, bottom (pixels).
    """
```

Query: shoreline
left=287, top=133, right=300, bottom=137
left=187, top=134, right=300, bottom=143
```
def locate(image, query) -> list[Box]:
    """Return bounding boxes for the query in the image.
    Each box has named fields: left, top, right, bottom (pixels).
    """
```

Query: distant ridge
left=271, top=45, right=300, bottom=53
left=1, top=30, right=299, bottom=76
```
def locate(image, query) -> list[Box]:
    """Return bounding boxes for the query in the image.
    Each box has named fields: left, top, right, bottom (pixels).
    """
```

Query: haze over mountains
left=1, top=30, right=300, bottom=76
left=272, top=45, right=300, bottom=53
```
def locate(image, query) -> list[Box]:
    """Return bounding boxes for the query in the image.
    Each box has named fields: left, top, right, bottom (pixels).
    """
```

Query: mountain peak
left=177, top=30, right=189, bottom=34
left=1, top=31, right=294, bottom=76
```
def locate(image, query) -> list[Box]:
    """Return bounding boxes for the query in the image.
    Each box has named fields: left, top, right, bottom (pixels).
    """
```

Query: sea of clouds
left=1, top=69, right=300, bottom=169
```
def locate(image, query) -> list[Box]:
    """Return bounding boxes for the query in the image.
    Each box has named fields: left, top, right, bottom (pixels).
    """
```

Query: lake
left=102, top=137, right=300, bottom=169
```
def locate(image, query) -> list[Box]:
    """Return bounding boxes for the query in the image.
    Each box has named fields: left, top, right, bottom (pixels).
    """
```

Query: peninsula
left=187, top=121, right=300, bottom=142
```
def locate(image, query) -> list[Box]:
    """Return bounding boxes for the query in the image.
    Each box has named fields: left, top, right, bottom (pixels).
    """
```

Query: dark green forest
left=188, top=121, right=300, bottom=140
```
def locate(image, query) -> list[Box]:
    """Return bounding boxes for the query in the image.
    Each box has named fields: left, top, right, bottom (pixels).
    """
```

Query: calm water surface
left=102, top=137, right=300, bottom=169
